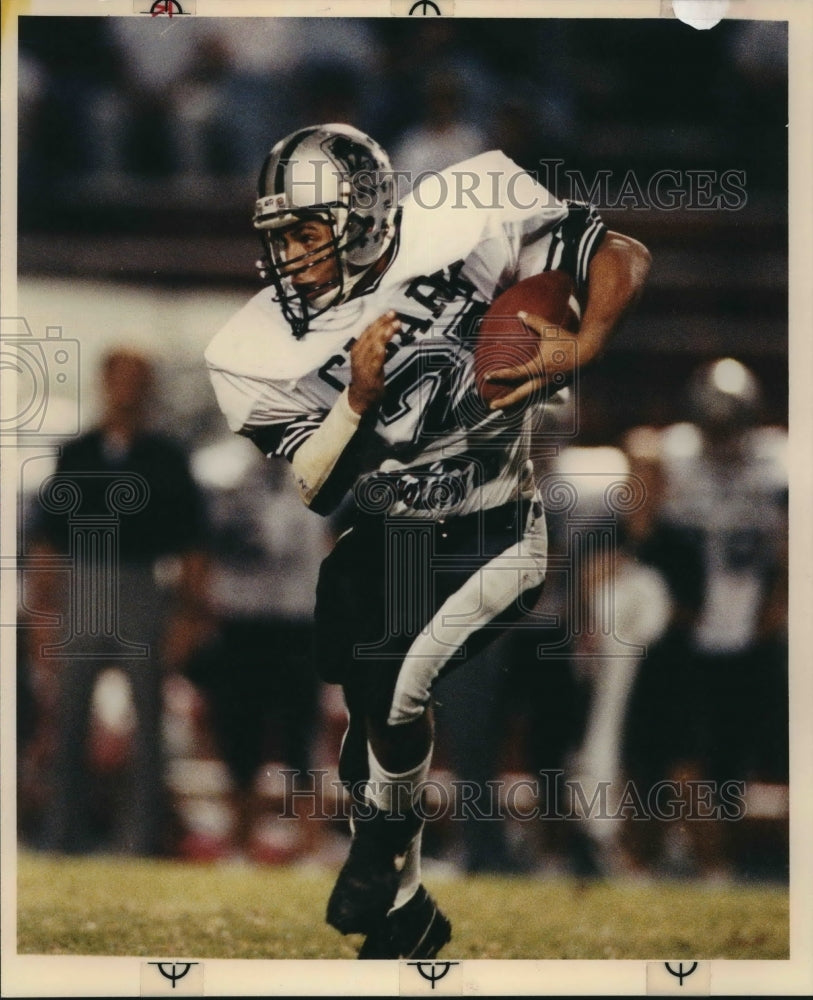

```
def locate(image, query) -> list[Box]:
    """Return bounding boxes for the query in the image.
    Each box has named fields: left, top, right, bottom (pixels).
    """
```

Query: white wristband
left=291, top=389, right=362, bottom=505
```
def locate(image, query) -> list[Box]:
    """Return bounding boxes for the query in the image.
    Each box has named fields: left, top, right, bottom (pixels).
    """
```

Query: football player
left=205, top=123, right=650, bottom=958
left=658, top=361, right=788, bottom=827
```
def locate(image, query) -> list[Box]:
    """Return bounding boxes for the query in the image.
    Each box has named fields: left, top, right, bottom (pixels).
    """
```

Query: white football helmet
left=687, top=357, right=762, bottom=432
left=253, top=123, right=398, bottom=337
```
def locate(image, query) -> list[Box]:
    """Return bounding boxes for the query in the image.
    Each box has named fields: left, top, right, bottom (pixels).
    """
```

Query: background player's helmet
left=686, top=357, right=762, bottom=433
left=254, top=123, right=398, bottom=337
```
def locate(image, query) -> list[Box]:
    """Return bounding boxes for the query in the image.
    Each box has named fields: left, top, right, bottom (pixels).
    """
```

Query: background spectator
left=24, top=347, right=208, bottom=856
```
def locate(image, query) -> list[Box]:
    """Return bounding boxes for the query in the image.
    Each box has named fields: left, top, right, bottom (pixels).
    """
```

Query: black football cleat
left=356, top=885, right=452, bottom=959
left=326, top=806, right=423, bottom=935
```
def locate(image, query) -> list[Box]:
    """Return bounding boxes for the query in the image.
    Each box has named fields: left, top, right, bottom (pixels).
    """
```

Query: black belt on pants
left=351, top=496, right=532, bottom=547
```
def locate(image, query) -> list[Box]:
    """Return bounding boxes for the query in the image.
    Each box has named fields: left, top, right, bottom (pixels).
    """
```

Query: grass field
left=15, top=851, right=788, bottom=960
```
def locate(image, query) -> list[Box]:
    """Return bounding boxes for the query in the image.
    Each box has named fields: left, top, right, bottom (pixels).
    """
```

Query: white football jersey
left=659, top=423, right=788, bottom=654
left=206, top=151, right=606, bottom=518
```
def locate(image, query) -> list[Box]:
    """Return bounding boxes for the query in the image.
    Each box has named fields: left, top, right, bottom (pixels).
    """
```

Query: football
left=474, top=270, right=580, bottom=404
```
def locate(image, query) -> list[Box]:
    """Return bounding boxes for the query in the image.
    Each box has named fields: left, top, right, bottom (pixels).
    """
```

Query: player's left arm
left=573, top=231, right=652, bottom=365
left=488, top=231, right=651, bottom=410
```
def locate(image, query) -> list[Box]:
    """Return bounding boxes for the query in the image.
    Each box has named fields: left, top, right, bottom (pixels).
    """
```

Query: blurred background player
left=559, top=427, right=677, bottom=876
left=629, top=358, right=788, bottom=877
left=27, top=347, right=208, bottom=856
left=205, top=122, right=650, bottom=957
left=185, top=433, right=329, bottom=862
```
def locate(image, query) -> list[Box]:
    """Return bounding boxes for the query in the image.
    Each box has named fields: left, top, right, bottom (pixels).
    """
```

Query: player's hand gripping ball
left=474, top=271, right=580, bottom=406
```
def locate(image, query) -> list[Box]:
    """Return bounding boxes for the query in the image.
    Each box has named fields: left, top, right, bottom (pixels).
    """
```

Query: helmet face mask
left=254, top=124, right=398, bottom=337
left=262, top=211, right=345, bottom=321
left=265, top=213, right=337, bottom=280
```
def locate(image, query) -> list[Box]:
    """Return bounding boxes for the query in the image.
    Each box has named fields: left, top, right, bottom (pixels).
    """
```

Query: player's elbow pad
left=291, top=389, right=362, bottom=509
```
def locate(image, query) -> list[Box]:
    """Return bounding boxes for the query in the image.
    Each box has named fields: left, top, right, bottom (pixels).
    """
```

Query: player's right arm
left=289, top=311, right=400, bottom=512
left=208, top=310, right=400, bottom=516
